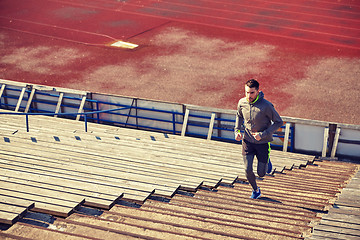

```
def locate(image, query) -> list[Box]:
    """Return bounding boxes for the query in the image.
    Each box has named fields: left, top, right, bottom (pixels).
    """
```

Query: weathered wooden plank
left=1, top=125, right=242, bottom=175
left=0, top=118, right=309, bottom=189
left=0, top=203, right=29, bottom=225
left=1, top=117, right=235, bottom=167
left=0, top=203, right=30, bottom=214
left=0, top=187, right=82, bottom=217
left=321, top=212, right=360, bottom=225
left=315, top=219, right=360, bottom=233
left=0, top=211, right=19, bottom=225
left=0, top=153, right=181, bottom=197
left=0, top=165, right=162, bottom=204
left=1, top=109, right=315, bottom=195
left=0, top=180, right=85, bottom=204
left=0, top=195, right=35, bottom=209
left=312, top=224, right=360, bottom=239
left=2, top=143, right=220, bottom=191
left=0, top=141, right=305, bottom=189
left=0, top=178, right=115, bottom=209
left=3, top=113, right=314, bottom=163
left=336, top=198, right=360, bottom=208
left=310, top=231, right=359, bottom=240
left=0, top=193, right=75, bottom=218
left=0, top=131, right=237, bottom=184
left=2, top=141, right=229, bottom=186
left=1, top=110, right=314, bottom=166
left=0, top=168, right=148, bottom=204
left=1, top=134, right=222, bottom=185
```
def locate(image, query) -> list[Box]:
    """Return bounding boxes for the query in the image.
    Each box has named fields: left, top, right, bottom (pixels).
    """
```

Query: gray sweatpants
left=243, top=154, right=268, bottom=191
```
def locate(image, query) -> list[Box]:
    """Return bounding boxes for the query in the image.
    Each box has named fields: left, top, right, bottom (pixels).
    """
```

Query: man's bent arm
left=259, top=106, right=283, bottom=139
left=234, top=106, right=244, bottom=134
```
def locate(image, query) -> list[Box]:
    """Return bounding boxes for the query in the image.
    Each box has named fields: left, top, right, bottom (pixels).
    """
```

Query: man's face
left=245, top=85, right=259, bottom=103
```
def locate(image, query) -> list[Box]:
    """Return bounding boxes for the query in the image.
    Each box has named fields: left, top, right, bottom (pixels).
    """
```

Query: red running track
left=1, top=0, right=359, bottom=50
left=1, top=0, right=360, bottom=125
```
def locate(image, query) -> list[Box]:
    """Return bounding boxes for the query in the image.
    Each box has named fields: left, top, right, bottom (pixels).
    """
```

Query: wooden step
left=0, top=203, right=31, bottom=225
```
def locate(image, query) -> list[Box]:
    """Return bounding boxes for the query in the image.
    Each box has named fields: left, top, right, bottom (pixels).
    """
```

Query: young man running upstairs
left=235, top=79, right=283, bottom=199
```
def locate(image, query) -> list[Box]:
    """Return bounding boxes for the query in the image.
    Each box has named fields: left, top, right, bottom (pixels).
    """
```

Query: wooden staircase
left=0, top=109, right=313, bottom=223
left=1, top=109, right=359, bottom=239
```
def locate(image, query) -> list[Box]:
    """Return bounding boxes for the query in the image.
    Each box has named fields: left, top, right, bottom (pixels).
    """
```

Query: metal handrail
left=0, top=106, right=293, bottom=151
left=0, top=85, right=185, bottom=134
left=0, top=107, right=130, bottom=132
left=0, top=85, right=292, bottom=150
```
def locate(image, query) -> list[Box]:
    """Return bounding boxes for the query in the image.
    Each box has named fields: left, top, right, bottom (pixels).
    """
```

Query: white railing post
left=15, top=87, right=26, bottom=112
left=322, top=127, right=329, bottom=157
left=181, top=109, right=190, bottom=137
left=207, top=113, right=216, bottom=141
left=331, top=127, right=341, bottom=158
left=283, top=123, right=291, bottom=152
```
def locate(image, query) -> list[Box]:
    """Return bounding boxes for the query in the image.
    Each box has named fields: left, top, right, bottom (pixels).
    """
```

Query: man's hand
left=252, top=132, right=262, bottom=141
left=235, top=132, right=243, bottom=141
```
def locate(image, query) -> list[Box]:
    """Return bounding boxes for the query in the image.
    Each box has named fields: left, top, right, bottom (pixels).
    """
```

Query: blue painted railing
left=0, top=85, right=185, bottom=135
left=0, top=107, right=130, bottom=133
left=0, top=85, right=294, bottom=151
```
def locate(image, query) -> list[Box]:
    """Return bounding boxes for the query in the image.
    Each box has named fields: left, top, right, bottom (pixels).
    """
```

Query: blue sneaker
left=250, top=188, right=261, bottom=199
left=267, top=158, right=272, bottom=174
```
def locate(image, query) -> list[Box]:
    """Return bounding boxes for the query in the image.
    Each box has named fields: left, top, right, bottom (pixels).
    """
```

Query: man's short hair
left=246, top=79, right=259, bottom=90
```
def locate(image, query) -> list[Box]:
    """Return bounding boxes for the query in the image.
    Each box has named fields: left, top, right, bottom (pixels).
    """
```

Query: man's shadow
left=258, top=196, right=282, bottom=204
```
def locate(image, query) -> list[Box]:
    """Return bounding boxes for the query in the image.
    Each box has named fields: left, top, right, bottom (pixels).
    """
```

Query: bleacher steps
left=0, top=109, right=323, bottom=230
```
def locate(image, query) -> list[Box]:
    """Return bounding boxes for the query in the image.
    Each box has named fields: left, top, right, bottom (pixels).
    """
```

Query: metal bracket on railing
left=124, top=98, right=138, bottom=128
left=26, top=114, right=29, bottom=132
